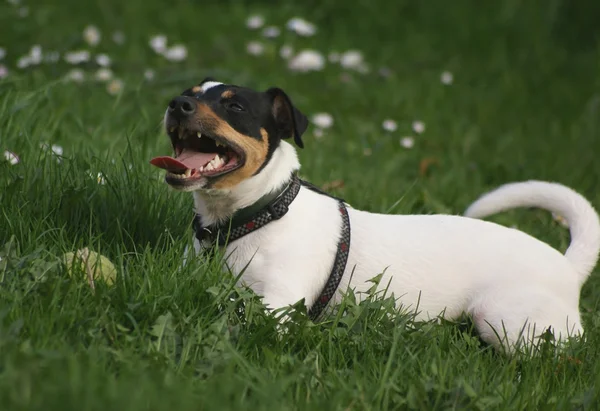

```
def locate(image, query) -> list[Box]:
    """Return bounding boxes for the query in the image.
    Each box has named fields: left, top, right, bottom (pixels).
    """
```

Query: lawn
left=1, top=0, right=600, bottom=409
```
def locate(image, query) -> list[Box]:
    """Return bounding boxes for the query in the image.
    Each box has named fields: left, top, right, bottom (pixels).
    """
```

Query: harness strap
left=192, top=175, right=351, bottom=321
left=307, top=201, right=351, bottom=321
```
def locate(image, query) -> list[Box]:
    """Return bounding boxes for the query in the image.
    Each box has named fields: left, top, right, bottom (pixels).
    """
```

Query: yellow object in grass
left=63, top=247, right=116, bottom=288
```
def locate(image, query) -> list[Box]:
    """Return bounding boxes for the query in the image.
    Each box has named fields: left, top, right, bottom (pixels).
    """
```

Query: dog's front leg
left=260, top=286, right=311, bottom=334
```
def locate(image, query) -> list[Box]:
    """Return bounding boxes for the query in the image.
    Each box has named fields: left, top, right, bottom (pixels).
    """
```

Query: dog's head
left=150, top=78, right=308, bottom=191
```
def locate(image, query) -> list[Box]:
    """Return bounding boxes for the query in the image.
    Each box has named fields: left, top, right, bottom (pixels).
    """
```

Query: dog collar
left=193, top=173, right=301, bottom=247
left=192, top=174, right=351, bottom=321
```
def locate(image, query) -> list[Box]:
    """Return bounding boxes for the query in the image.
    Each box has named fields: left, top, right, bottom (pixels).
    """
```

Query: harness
left=193, top=174, right=351, bottom=321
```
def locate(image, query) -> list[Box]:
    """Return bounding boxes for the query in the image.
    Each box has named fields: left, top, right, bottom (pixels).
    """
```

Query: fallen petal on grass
left=340, top=50, right=364, bottom=70
left=286, top=17, right=316, bottom=36
left=95, top=54, right=111, bottom=67
left=262, top=26, right=280, bottom=38
left=106, top=79, right=124, bottom=95
left=83, top=25, right=101, bottom=46
left=412, top=120, right=426, bottom=134
left=279, top=45, right=293, bottom=60
left=382, top=119, right=397, bottom=132
left=149, top=35, right=167, bottom=54
left=164, top=44, right=187, bottom=61
left=64, top=50, right=91, bottom=64
left=246, top=41, right=265, bottom=56
left=311, top=113, right=334, bottom=129
left=95, top=68, right=113, bottom=81
left=441, top=70, right=454, bottom=85
left=288, top=50, right=325, bottom=72
left=3, top=150, right=19, bottom=165
left=65, top=68, right=85, bottom=83
left=400, top=136, right=415, bottom=149
left=246, top=15, right=265, bottom=30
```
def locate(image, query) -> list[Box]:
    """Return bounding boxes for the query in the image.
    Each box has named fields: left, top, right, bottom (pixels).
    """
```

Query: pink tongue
left=150, top=149, right=217, bottom=172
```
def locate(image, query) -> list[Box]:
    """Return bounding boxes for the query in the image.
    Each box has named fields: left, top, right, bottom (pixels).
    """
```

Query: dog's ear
left=266, top=87, right=308, bottom=149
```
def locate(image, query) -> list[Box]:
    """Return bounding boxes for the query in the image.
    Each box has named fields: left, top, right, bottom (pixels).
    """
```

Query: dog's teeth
left=197, top=132, right=202, bottom=138
left=199, top=165, right=204, bottom=172
left=184, top=169, right=191, bottom=177
left=205, top=162, right=214, bottom=171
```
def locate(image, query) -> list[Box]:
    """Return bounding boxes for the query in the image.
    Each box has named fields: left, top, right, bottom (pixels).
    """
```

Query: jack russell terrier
left=150, top=78, right=600, bottom=352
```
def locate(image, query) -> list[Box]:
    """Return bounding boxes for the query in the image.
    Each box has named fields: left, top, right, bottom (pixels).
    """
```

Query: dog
left=150, top=78, right=600, bottom=352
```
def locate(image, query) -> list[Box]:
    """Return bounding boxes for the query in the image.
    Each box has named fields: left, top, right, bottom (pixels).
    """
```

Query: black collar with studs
left=193, top=173, right=351, bottom=321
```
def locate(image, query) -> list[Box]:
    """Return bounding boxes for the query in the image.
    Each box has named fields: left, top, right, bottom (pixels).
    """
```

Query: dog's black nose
left=168, top=96, right=196, bottom=119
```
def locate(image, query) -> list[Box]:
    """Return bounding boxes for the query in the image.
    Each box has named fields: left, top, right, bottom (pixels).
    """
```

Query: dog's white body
left=192, top=142, right=600, bottom=349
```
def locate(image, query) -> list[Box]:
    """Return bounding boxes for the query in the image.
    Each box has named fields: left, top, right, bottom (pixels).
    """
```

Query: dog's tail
left=465, top=181, right=600, bottom=286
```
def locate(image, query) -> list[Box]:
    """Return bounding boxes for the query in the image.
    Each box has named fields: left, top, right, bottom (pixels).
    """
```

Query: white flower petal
left=441, top=70, right=454, bottom=85
left=16, top=55, right=31, bottom=69
left=106, top=79, right=124, bottom=95
left=286, top=17, right=316, bottom=36
left=29, top=45, right=42, bottom=64
left=246, top=15, right=265, bottom=30
left=382, top=119, right=397, bottom=132
left=3, top=150, right=19, bottom=165
left=412, top=120, right=425, bottom=134
left=65, top=68, right=85, bottom=83
left=64, top=50, right=91, bottom=65
left=0, top=64, right=8, bottom=79
left=288, top=49, right=325, bottom=72
left=313, top=128, right=324, bottom=139
left=97, top=172, right=106, bottom=185
left=279, top=45, right=293, bottom=60
left=51, top=144, right=63, bottom=156
left=262, top=26, right=280, bottom=38
left=164, top=44, right=187, bottom=61
left=311, top=113, right=334, bottom=129
left=246, top=41, right=265, bottom=56
left=400, top=136, right=415, bottom=149
left=95, top=54, right=111, bottom=67
left=149, top=35, right=167, bottom=54
left=83, top=25, right=101, bottom=46
left=95, top=68, right=113, bottom=82
left=340, top=50, right=364, bottom=69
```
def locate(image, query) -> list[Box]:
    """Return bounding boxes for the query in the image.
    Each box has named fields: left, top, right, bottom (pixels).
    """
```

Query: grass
left=1, top=0, right=600, bottom=409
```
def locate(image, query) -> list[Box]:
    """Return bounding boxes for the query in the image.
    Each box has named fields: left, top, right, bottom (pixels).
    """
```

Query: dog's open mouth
left=150, top=127, right=243, bottom=184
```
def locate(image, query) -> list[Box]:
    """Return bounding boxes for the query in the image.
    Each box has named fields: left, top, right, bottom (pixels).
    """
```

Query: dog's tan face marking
left=221, top=90, right=235, bottom=99
left=191, top=86, right=202, bottom=93
left=211, top=127, right=269, bottom=189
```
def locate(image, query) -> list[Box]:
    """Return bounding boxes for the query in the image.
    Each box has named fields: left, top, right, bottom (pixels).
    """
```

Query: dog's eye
left=227, top=102, right=245, bottom=112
